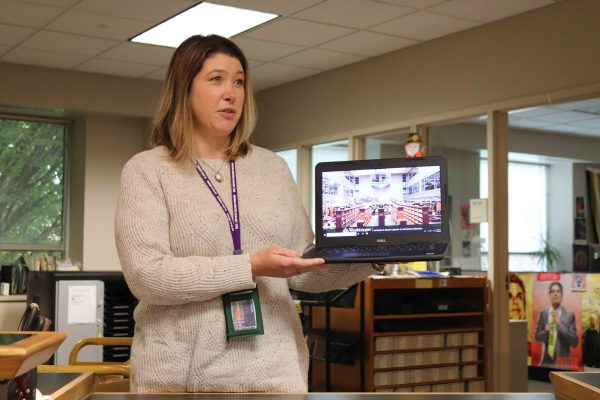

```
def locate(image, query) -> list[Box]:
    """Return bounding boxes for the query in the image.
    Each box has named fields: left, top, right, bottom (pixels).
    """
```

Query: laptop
left=302, top=156, right=449, bottom=263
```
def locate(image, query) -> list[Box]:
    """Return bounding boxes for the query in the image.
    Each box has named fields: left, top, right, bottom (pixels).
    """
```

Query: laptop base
left=303, top=243, right=447, bottom=264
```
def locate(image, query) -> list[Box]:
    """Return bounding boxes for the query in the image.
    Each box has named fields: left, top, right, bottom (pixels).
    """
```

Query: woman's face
left=190, top=52, right=245, bottom=140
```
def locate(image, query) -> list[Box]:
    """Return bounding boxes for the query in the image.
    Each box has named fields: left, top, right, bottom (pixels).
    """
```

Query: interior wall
left=428, top=146, right=481, bottom=269
left=0, top=63, right=162, bottom=118
left=380, top=143, right=405, bottom=159
left=82, top=114, right=147, bottom=270
left=254, top=0, right=600, bottom=149
left=67, top=116, right=86, bottom=264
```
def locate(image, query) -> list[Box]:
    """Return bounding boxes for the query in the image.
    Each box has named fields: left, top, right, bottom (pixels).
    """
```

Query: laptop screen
left=314, top=156, right=448, bottom=247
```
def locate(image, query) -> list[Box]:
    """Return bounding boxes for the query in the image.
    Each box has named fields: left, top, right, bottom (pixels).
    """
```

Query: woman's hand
left=250, top=246, right=326, bottom=278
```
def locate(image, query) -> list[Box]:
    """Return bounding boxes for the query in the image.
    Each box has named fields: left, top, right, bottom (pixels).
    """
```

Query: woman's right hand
left=250, top=246, right=326, bottom=278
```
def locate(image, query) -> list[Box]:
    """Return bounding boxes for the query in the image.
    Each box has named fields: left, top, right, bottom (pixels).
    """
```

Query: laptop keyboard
left=329, top=243, right=437, bottom=253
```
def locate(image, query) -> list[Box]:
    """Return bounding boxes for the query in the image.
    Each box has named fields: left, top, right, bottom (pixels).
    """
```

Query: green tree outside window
left=0, top=117, right=66, bottom=265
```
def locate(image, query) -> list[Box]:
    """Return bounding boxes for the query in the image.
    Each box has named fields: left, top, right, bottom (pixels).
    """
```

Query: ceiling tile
left=211, top=0, right=322, bottom=16
left=46, top=9, right=152, bottom=40
left=430, top=0, right=554, bottom=23
left=570, top=118, right=600, bottom=129
left=247, top=59, right=265, bottom=70
left=233, top=37, right=305, bottom=61
left=550, top=98, right=600, bottom=113
left=0, top=24, right=36, bottom=46
left=75, top=0, right=196, bottom=23
left=532, top=111, right=599, bottom=124
left=278, top=48, right=365, bottom=70
left=373, top=0, right=447, bottom=9
left=141, top=66, right=168, bottom=81
left=508, top=119, right=553, bottom=130
left=370, top=10, right=478, bottom=41
left=293, top=0, right=414, bottom=29
left=75, top=58, right=159, bottom=78
left=244, top=18, right=355, bottom=47
left=100, top=42, right=174, bottom=66
left=319, top=31, right=418, bottom=57
left=250, top=62, right=320, bottom=91
left=13, top=0, right=79, bottom=7
left=0, top=45, right=12, bottom=55
left=508, top=106, right=558, bottom=119
left=20, top=30, right=118, bottom=56
left=0, top=0, right=64, bottom=28
left=1, top=47, right=89, bottom=69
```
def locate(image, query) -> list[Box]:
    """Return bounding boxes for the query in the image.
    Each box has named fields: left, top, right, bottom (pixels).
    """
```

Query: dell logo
left=377, top=239, right=386, bottom=243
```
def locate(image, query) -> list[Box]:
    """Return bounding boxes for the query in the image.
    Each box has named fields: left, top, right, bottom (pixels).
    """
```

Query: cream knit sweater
left=115, top=145, right=374, bottom=393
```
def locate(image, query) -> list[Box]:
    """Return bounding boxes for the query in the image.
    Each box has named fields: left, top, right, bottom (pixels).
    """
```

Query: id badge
left=223, top=288, right=264, bottom=340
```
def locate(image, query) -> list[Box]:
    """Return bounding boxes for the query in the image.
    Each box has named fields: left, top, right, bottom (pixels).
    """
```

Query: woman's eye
left=234, top=79, right=245, bottom=87
left=210, top=76, right=222, bottom=82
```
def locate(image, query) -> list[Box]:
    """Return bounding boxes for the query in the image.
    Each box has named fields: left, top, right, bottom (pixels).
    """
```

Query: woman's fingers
left=251, top=247, right=326, bottom=278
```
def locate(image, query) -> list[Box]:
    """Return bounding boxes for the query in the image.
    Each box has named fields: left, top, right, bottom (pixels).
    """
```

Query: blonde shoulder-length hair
left=151, top=35, right=256, bottom=164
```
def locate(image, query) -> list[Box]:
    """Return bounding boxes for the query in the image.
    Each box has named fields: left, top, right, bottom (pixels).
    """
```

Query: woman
left=114, top=35, right=377, bottom=393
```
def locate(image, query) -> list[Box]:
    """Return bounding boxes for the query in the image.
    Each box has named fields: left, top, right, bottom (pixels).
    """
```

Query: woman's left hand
left=249, top=246, right=326, bottom=278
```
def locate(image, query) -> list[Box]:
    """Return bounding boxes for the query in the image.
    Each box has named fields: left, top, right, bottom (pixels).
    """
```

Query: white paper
left=68, top=285, right=97, bottom=324
left=469, top=198, right=488, bottom=223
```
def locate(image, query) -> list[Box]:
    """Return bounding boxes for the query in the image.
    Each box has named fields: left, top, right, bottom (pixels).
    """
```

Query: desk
left=551, top=371, right=600, bottom=400
left=88, top=394, right=554, bottom=400
left=38, top=372, right=94, bottom=400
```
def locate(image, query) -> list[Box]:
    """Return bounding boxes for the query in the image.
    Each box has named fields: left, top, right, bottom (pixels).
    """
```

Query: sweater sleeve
left=273, top=159, right=375, bottom=293
left=114, top=155, right=256, bottom=306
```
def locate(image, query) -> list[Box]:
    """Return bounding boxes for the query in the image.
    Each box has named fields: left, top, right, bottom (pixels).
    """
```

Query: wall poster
left=508, top=272, right=600, bottom=371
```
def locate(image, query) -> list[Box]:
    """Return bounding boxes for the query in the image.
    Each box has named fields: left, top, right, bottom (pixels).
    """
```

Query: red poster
left=537, top=272, right=561, bottom=281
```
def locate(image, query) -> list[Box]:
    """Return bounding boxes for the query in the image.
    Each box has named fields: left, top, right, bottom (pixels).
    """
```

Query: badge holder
left=223, top=288, right=264, bottom=340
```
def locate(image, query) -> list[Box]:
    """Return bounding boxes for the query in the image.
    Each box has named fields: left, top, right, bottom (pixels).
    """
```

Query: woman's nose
left=223, top=83, right=236, bottom=102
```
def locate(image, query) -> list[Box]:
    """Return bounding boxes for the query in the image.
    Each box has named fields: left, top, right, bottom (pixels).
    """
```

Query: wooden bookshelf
left=310, top=276, right=488, bottom=393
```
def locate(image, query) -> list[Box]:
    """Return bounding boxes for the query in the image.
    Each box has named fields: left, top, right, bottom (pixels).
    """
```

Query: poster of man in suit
left=532, top=275, right=582, bottom=370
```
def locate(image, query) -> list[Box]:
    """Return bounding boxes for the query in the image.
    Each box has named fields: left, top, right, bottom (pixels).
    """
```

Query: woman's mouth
left=219, top=109, right=236, bottom=119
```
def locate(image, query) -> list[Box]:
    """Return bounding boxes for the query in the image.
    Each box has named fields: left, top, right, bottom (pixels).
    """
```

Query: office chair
left=37, top=337, right=133, bottom=392
left=19, top=303, right=132, bottom=392
left=18, top=303, right=52, bottom=332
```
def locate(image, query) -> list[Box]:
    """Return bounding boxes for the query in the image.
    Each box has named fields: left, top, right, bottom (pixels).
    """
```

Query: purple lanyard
left=194, top=160, right=242, bottom=255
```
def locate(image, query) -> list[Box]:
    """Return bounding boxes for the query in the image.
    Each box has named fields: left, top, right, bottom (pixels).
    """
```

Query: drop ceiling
left=1, top=0, right=559, bottom=91
left=466, top=97, right=600, bottom=139
left=3, top=0, right=597, bottom=140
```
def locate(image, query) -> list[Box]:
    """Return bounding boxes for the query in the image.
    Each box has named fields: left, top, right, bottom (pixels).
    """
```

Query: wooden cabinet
left=310, top=276, right=488, bottom=393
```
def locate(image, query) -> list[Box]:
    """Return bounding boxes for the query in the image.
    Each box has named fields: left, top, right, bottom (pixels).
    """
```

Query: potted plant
left=532, top=235, right=561, bottom=271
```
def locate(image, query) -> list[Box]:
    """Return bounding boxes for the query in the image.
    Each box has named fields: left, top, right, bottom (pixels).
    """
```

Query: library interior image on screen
left=321, top=166, right=442, bottom=237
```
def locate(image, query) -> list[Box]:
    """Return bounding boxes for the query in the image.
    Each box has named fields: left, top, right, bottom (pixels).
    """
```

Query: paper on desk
left=68, top=285, right=97, bottom=324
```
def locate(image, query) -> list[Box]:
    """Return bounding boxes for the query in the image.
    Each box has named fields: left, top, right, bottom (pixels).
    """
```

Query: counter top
left=0, top=295, right=26, bottom=302
left=551, top=371, right=600, bottom=400
left=87, top=393, right=554, bottom=399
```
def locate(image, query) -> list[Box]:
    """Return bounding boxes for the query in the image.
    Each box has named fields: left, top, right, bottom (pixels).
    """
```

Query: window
left=275, top=148, right=297, bottom=182
left=480, top=158, right=547, bottom=271
left=0, top=116, right=67, bottom=265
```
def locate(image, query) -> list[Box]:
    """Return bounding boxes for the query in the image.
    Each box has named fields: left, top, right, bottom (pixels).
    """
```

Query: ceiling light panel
left=131, top=2, right=279, bottom=48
